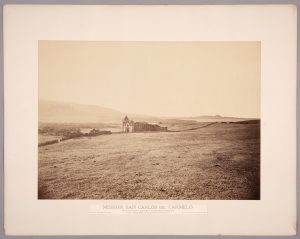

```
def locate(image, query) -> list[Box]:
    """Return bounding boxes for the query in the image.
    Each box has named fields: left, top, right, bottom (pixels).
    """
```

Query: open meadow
left=38, top=121, right=260, bottom=200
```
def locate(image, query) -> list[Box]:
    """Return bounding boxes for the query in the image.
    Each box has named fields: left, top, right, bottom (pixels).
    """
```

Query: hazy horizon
left=39, top=41, right=260, bottom=118
left=39, top=98, right=259, bottom=120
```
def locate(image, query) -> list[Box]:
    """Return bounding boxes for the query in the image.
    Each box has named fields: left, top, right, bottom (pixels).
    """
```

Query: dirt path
left=168, top=122, right=218, bottom=132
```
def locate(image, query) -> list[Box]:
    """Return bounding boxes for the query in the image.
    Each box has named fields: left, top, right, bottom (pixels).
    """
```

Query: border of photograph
left=1, top=0, right=299, bottom=238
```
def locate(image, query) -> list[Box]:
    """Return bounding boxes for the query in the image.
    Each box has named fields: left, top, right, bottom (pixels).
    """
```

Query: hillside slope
left=39, top=100, right=160, bottom=123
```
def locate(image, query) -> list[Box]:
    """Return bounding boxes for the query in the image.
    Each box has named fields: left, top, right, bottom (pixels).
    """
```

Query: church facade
left=122, top=116, right=134, bottom=133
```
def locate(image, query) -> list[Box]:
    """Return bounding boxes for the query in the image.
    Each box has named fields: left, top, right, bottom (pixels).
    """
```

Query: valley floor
left=38, top=122, right=260, bottom=200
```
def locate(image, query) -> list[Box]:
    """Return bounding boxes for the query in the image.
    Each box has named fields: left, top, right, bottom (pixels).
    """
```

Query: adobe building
left=122, top=116, right=167, bottom=133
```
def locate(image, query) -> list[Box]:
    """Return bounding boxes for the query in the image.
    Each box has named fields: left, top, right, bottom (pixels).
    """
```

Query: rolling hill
left=39, top=100, right=257, bottom=124
left=38, top=100, right=160, bottom=123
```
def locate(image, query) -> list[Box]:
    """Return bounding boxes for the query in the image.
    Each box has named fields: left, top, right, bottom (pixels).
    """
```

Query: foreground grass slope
left=38, top=123, right=260, bottom=200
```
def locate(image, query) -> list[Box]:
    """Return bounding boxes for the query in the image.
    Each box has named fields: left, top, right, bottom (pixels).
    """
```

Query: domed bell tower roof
left=123, top=115, right=129, bottom=123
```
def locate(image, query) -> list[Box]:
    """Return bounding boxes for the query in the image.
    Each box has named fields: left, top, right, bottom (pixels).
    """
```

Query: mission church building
left=122, top=116, right=167, bottom=133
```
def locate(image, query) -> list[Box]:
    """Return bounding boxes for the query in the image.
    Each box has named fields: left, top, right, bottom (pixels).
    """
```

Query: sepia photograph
left=38, top=41, right=260, bottom=200
left=4, top=3, right=297, bottom=236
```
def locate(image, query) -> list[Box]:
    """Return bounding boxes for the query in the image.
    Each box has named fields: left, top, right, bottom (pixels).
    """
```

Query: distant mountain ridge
left=39, top=100, right=255, bottom=123
left=39, top=100, right=160, bottom=123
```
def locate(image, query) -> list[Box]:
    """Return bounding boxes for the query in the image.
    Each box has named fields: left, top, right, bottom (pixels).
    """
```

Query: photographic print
left=38, top=41, right=260, bottom=200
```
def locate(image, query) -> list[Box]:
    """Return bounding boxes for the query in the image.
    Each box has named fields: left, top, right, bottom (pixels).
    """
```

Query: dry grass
left=38, top=123, right=260, bottom=200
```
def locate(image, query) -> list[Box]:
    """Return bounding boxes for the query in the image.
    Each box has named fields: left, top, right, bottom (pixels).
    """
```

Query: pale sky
left=39, top=41, right=260, bottom=118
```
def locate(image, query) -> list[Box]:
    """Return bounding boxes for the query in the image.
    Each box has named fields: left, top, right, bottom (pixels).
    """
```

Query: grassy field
left=38, top=122, right=260, bottom=200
